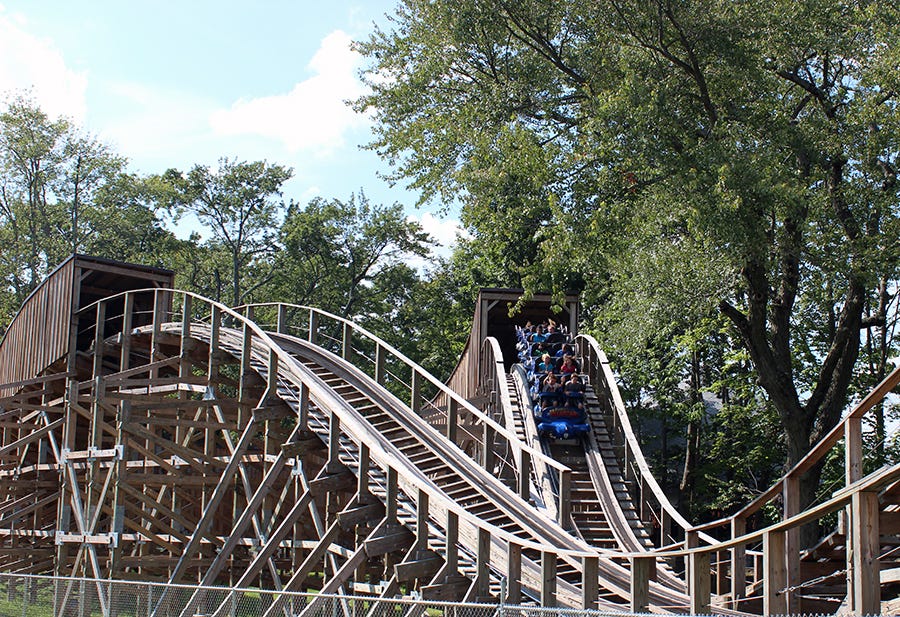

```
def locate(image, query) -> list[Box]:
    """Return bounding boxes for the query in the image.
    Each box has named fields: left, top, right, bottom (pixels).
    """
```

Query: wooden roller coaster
left=0, top=256, right=897, bottom=615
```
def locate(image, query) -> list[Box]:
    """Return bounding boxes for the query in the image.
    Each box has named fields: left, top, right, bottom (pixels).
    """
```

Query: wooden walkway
left=0, top=261, right=896, bottom=615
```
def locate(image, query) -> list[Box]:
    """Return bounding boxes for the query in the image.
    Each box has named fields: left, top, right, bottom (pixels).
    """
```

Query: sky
left=0, top=1, right=463, bottom=259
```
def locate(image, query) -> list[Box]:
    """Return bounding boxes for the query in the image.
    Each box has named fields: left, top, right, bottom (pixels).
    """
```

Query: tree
left=0, top=95, right=164, bottom=326
left=357, top=0, right=900, bottom=515
left=165, top=158, right=293, bottom=306
left=0, top=96, right=71, bottom=300
left=271, top=192, right=432, bottom=318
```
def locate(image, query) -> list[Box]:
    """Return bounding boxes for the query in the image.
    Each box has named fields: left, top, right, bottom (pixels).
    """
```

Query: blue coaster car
left=536, top=406, right=590, bottom=440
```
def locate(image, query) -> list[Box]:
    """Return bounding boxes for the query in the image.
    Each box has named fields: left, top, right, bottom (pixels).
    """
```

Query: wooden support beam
left=309, top=470, right=355, bottom=495
left=411, top=370, right=422, bottom=414
left=689, top=550, right=711, bottom=615
left=342, top=322, right=352, bottom=360
left=327, top=413, right=341, bottom=473
left=849, top=490, right=880, bottom=616
left=385, top=467, right=398, bottom=523
left=630, top=556, right=651, bottom=613
left=763, top=529, right=787, bottom=616
left=363, top=524, right=414, bottom=557
left=280, top=431, right=325, bottom=456
left=731, top=516, right=747, bottom=609
left=783, top=475, right=800, bottom=614
left=228, top=474, right=319, bottom=590
left=447, top=397, right=458, bottom=444
left=558, top=470, right=571, bottom=529
left=541, top=551, right=557, bottom=607
left=308, top=309, right=318, bottom=345
left=374, top=344, right=385, bottom=385
left=337, top=503, right=383, bottom=529
left=276, top=304, right=288, bottom=333
left=420, top=575, right=472, bottom=601
left=474, top=527, right=490, bottom=600
left=519, top=449, right=530, bottom=500
left=414, top=489, right=428, bottom=550
left=582, top=555, right=599, bottom=610
left=482, top=423, right=495, bottom=473
left=506, top=542, right=521, bottom=605
left=444, top=510, right=458, bottom=571
left=161, top=416, right=259, bottom=587
left=393, top=552, right=443, bottom=582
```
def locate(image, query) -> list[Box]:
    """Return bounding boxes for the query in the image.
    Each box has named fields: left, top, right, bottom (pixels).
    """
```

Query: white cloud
left=412, top=212, right=469, bottom=249
left=0, top=7, right=87, bottom=121
left=406, top=212, right=467, bottom=272
left=209, top=30, right=367, bottom=155
left=98, top=81, right=218, bottom=170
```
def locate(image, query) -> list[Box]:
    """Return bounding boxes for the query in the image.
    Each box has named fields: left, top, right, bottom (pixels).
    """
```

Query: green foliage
left=271, top=192, right=432, bottom=317
left=358, top=0, right=900, bottom=511
left=163, top=158, right=293, bottom=306
left=0, top=95, right=180, bottom=327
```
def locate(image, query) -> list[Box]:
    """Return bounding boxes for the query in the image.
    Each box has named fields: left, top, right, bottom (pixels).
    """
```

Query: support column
left=731, top=516, right=746, bottom=609
left=849, top=490, right=880, bottom=616
left=763, top=529, right=787, bottom=616
left=630, top=556, right=652, bottom=614
left=783, top=475, right=800, bottom=614
left=475, top=528, right=490, bottom=600
left=582, top=555, right=598, bottom=610
left=506, top=543, right=521, bottom=605
left=558, top=470, right=571, bottom=529
left=689, top=550, right=711, bottom=615
left=540, top=551, right=557, bottom=607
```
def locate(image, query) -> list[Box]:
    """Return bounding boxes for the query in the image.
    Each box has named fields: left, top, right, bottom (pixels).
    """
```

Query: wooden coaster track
left=0, top=262, right=896, bottom=615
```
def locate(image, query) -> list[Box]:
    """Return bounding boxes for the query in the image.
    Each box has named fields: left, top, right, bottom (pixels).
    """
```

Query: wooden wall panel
left=0, top=259, right=73, bottom=395
left=0, top=255, right=174, bottom=396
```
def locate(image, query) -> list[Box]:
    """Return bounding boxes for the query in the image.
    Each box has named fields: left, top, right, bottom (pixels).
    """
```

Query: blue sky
left=0, top=1, right=462, bottom=255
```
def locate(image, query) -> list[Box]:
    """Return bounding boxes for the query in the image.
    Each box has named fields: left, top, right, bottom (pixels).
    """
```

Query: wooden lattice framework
left=0, top=260, right=897, bottom=615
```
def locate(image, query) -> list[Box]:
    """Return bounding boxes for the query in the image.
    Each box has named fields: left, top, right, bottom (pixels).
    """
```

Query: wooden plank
left=363, top=525, right=414, bottom=557
left=393, top=552, right=443, bottom=581
left=763, top=529, right=787, bottom=616
left=689, top=550, right=711, bottom=615
left=420, top=575, right=471, bottom=601
left=630, top=556, right=651, bottom=613
left=541, top=551, right=557, bottom=607
left=850, top=490, right=880, bottom=615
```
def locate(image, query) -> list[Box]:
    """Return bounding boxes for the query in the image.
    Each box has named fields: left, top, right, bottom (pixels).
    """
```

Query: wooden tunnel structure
left=0, top=256, right=897, bottom=615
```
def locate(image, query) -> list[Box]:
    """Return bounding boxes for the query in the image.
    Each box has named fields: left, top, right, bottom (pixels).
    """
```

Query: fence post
left=277, top=304, right=287, bottom=333
left=519, top=450, right=530, bottom=500
left=540, top=551, right=557, bottom=607
left=447, top=398, right=458, bottom=443
left=763, top=529, right=787, bottom=616
left=410, top=370, right=422, bottom=414
left=375, top=344, right=385, bottom=385
left=582, top=555, right=599, bottom=610
left=849, top=489, right=880, bottom=615
left=630, top=555, right=652, bottom=613
left=342, top=322, right=352, bottom=360
left=506, top=542, right=521, bottom=604
left=731, top=516, right=746, bottom=609
left=689, top=549, right=711, bottom=615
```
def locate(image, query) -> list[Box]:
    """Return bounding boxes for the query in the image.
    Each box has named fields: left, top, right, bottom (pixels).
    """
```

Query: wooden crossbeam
left=160, top=415, right=260, bottom=588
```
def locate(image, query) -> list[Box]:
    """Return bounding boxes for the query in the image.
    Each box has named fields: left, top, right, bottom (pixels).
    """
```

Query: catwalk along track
left=0, top=259, right=896, bottom=615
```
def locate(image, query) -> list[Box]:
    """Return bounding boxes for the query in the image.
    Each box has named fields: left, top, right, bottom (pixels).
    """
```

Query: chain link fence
left=0, top=574, right=620, bottom=617
left=0, top=573, right=869, bottom=617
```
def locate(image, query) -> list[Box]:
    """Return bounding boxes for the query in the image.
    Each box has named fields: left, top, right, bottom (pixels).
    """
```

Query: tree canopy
left=356, top=0, right=900, bottom=509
